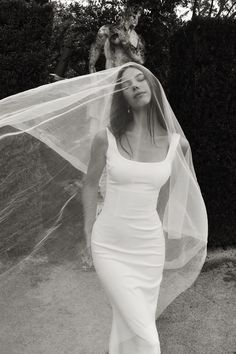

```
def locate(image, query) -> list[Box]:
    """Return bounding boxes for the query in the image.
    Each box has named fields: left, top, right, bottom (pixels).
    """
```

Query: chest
left=116, top=135, right=169, bottom=163
left=109, top=29, right=139, bottom=48
left=106, top=149, right=172, bottom=190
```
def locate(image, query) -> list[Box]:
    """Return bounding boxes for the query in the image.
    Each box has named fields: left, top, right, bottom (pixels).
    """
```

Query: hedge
left=0, top=0, right=53, bottom=99
left=0, top=0, right=54, bottom=265
left=168, top=17, right=236, bottom=248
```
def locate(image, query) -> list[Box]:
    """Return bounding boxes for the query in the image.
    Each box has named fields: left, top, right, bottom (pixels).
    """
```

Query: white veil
left=0, top=62, right=208, bottom=352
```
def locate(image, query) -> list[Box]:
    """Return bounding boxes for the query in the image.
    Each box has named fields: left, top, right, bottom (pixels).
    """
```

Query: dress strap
left=168, top=133, right=180, bottom=161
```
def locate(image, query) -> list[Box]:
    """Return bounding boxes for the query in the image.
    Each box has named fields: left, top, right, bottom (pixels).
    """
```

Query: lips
left=134, top=92, right=146, bottom=99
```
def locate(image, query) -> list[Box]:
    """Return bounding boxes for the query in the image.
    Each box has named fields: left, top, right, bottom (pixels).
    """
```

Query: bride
left=82, top=63, right=207, bottom=353
left=0, top=62, right=208, bottom=354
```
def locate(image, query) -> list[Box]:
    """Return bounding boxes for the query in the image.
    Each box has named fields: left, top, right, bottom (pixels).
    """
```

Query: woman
left=81, top=63, right=207, bottom=353
left=0, top=62, right=207, bottom=353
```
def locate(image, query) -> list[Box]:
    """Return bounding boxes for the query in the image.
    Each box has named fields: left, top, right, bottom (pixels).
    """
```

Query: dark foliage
left=124, top=0, right=183, bottom=87
left=0, top=0, right=54, bottom=262
left=0, top=0, right=53, bottom=99
left=0, top=127, right=47, bottom=261
left=168, top=17, right=236, bottom=248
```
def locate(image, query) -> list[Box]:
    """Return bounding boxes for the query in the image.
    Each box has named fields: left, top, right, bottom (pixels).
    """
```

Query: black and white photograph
left=0, top=0, right=235, bottom=353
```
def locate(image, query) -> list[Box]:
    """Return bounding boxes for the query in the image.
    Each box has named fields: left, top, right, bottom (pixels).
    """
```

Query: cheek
left=122, top=91, right=133, bottom=105
left=147, top=91, right=152, bottom=103
left=145, top=84, right=152, bottom=101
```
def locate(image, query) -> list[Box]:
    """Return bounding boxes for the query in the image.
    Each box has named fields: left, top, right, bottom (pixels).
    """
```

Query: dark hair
left=109, top=63, right=167, bottom=158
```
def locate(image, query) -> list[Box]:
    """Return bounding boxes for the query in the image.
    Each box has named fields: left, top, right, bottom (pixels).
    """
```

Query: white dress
left=91, top=127, right=180, bottom=354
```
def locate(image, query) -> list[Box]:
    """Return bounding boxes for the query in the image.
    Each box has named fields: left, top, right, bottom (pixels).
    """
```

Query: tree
left=179, top=0, right=236, bottom=20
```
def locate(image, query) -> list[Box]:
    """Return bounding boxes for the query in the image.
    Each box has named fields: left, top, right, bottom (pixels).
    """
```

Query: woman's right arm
left=81, top=128, right=108, bottom=247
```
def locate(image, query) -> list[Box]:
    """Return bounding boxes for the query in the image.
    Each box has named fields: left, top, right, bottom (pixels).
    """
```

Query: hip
left=91, top=210, right=165, bottom=250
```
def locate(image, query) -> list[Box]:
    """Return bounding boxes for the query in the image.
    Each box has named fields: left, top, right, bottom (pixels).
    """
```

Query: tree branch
left=208, top=0, right=215, bottom=17
left=225, top=1, right=236, bottom=17
left=216, top=0, right=229, bottom=17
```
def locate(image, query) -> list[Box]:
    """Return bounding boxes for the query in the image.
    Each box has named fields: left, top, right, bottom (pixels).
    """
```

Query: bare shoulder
left=173, top=132, right=187, bottom=145
left=91, top=128, right=108, bottom=155
left=170, top=133, right=188, bottom=155
left=93, top=128, right=108, bottom=143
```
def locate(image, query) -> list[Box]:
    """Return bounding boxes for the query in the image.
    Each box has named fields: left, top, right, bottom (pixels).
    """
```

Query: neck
left=129, top=106, right=149, bottom=135
left=128, top=106, right=167, bottom=138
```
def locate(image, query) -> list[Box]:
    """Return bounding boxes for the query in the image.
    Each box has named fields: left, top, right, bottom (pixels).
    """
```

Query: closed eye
left=136, top=74, right=145, bottom=81
left=122, top=73, right=146, bottom=89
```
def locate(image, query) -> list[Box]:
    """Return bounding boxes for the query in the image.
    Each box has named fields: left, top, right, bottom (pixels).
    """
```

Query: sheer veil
left=0, top=62, right=208, bottom=351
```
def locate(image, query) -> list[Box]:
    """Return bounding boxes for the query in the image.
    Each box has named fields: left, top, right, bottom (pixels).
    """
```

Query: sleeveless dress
left=91, top=127, right=180, bottom=354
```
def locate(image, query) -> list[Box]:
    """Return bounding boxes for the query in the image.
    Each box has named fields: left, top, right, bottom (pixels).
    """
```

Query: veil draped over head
left=0, top=62, right=208, bottom=353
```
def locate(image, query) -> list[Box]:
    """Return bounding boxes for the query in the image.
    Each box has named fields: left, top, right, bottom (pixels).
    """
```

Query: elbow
left=81, top=180, right=99, bottom=206
left=82, top=176, right=99, bottom=191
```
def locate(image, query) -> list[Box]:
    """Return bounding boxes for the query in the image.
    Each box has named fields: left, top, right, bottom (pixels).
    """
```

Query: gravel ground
left=0, top=247, right=235, bottom=354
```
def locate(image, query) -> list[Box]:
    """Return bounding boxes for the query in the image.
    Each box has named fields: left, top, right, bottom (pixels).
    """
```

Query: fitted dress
left=91, top=127, right=180, bottom=354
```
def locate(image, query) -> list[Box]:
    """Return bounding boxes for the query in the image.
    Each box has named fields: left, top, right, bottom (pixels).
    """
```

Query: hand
left=80, top=244, right=94, bottom=271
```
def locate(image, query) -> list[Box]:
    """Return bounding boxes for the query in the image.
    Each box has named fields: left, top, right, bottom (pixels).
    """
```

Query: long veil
left=0, top=62, right=208, bottom=353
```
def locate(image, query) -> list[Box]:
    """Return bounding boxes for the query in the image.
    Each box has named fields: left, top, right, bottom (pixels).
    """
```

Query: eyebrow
left=122, top=73, right=144, bottom=84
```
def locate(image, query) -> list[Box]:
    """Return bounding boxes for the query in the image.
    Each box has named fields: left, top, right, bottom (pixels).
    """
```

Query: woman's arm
left=81, top=128, right=108, bottom=246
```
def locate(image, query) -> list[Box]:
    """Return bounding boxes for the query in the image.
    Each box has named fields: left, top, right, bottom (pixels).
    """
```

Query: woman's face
left=120, top=67, right=152, bottom=110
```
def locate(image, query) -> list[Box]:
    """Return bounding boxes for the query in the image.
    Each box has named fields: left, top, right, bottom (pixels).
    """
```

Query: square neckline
left=106, top=127, right=174, bottom=164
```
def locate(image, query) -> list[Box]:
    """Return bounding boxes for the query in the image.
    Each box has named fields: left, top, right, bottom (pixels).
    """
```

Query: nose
left=131, top=81, right=140, bottom=91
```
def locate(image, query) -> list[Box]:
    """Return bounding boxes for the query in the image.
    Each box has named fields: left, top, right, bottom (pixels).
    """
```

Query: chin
left=136, top=98, right=151, bottom=107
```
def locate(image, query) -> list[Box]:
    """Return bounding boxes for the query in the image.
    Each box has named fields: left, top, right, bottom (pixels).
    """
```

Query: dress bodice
left=100, top=127, right=180, bottom=219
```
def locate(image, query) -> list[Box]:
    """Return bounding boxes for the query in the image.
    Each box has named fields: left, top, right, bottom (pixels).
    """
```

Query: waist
left=101, top=187, right=160, bottom=218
